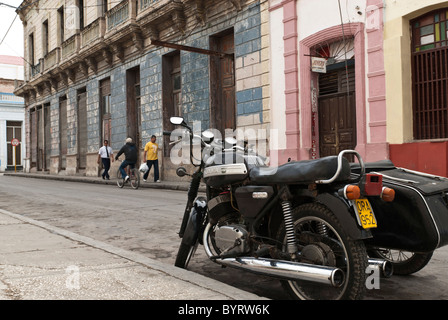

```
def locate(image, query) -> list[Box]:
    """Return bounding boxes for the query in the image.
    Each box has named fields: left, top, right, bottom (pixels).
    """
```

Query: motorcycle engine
left=214, top=224, right=250, bottom=256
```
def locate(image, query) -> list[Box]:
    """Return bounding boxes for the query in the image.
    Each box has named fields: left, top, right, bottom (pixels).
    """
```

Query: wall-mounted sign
left=311, top=57, right=327, bottom=73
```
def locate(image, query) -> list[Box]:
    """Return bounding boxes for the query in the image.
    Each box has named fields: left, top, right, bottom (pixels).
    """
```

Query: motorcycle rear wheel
left=277, top=203, right=368, bottom=300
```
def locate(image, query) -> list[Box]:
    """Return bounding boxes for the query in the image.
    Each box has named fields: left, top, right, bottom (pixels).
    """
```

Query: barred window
left=412, top=9, right=448, bottom=140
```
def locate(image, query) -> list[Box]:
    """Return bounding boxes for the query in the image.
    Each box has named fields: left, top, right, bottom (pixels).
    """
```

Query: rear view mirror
left=170, top=117, right=186, bottom=126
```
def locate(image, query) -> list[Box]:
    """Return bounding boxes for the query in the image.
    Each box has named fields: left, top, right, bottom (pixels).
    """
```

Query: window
left=78, top=0, right=84, bottom=29
left=28, top=33, right=34, bottom=66
left=412, top=10, right=448, bottom=52
left=102, top=0, right=108, bottom=16
left=42, top=20, right=49, bottom=56
left=412, top=9, right=448, bottom=140
left=57, top=6, right=64, bottom=45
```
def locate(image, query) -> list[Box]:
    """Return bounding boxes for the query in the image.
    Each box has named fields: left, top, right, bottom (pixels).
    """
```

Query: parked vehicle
left=166, top=116, right=395, bottom=300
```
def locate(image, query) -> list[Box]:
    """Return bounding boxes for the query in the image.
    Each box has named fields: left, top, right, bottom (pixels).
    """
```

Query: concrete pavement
left=0, top=172, right=264, bottom=300
left=3, top=171, right=206, bottom=192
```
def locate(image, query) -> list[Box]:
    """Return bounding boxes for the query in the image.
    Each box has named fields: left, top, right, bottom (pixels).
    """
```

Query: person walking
left=97, top=140, right=114, bottom=180
left=143, top=135, right=160, bottom=182
left=115, top=137, right=138, bottom=182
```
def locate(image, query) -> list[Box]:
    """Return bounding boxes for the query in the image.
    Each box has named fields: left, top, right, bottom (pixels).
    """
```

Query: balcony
left=43, top=48, right=60, bottom=72
left=61, top=34, right=80, bottom=60
left=136, top=0, right=185, bottom=39
left=81, top=17, right=106, bottom=48
left=107, top=0, right=131, bottom=30
left=138, top=0, right=163, bottom=12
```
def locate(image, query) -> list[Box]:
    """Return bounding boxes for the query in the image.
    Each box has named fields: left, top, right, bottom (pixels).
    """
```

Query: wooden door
left=44, top=104, right=51, bottom=170
left=30, top=109, right=37, bottom=169
left=126, top=67, right=141, bottom=162
left=60, top=98, right=68, bottom=170
left=37, top=107, right=43, bottom=171
left=318, top=64, right=357, bottom=158
left=77, top=90, right=87, bottom=169
left=210, top=31, right=235, bottom=135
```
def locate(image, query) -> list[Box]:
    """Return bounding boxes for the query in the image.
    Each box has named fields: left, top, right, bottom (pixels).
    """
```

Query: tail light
left=364, top=174, right=383, bottom=196
left=381, top=187, right=395, bottom=202
left=340, top=185, right=361, bottom=200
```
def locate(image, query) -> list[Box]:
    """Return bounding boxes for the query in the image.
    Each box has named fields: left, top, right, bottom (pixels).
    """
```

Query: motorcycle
left=165, top=116, right=396, bottom=300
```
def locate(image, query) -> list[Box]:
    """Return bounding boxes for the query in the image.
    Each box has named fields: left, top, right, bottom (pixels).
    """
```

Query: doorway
left=318, top=61, right=357, bottom=158
left=77, top=88, right=87, bottom=169
left=210, top=29, right=235, bottom=135
left=60, top=96, right=68, bottom=170
left=126, top=66, right=141, bottom=162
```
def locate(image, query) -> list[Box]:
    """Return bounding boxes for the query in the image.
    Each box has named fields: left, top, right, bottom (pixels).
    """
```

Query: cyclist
left=115, top=137, right=138, bottom=182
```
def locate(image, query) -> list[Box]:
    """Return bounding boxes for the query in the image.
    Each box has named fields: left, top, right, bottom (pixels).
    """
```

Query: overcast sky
left=0, top=1, right=24, bottom=58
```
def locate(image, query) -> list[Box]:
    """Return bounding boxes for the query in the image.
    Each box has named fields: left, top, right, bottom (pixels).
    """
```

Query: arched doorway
left=318, top=60, right=356, bottom=157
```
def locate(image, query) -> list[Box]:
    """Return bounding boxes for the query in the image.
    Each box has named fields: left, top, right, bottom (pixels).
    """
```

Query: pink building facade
left=269, top=0, right=388, bottom=165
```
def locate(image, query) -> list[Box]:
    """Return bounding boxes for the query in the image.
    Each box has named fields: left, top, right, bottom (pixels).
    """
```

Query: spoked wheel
left=277, top=203, right=368, bottom=300
left=116, top=169, right=124, bottom=188
left=368, top=248, right=433, bottom=275
left=129, top=168, right=140, bottom=190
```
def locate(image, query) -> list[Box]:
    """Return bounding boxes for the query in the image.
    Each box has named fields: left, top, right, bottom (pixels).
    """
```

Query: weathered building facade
left=15, top=0, right=270, bottom=178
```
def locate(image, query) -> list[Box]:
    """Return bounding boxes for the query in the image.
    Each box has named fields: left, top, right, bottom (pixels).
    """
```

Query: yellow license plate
left=353, top=199, right=377, bottom=229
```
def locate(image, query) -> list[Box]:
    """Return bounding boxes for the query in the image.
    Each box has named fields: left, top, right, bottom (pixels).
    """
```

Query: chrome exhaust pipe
left=214, top=257, right=345, bottom=288
left=368, top=258, right=393, bottom=278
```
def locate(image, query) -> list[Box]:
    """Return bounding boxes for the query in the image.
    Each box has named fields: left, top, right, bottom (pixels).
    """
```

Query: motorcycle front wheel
left=277, top=203, right=368, bottom=300
left=174, top=240, right=198, bottom=269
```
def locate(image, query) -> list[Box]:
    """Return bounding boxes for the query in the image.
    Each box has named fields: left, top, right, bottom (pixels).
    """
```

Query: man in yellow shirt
left=143, top=135, right=160, bottom=182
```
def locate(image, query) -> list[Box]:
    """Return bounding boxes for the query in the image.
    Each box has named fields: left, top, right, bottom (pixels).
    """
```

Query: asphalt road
left=1, top=175, right=448, bottom=300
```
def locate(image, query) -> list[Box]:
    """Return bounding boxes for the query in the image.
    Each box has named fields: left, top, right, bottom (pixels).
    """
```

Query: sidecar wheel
left=368, top=249, right=433, bottom=275
left=277, top=203, right=368, bottom=300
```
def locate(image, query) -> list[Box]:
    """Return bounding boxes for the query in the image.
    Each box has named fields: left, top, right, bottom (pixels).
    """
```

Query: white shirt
left=98, top=146, right=113, bottom=159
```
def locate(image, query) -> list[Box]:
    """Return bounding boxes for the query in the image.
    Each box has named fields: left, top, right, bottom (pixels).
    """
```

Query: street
left=1, top=175, right=448, bottom=300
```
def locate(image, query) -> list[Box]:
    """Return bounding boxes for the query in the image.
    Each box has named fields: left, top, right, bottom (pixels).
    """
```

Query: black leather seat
left=249, top=156, right=351, bottom=185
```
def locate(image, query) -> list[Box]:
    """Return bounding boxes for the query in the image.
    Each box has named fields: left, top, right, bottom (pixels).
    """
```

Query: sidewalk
left=3, top=171, right=206, bottom=192
left=0, top=173, right=263, bottom=300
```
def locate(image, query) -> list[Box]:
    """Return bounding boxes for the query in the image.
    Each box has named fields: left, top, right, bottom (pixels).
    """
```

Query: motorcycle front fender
left=317, top=193, right=372, bottom=240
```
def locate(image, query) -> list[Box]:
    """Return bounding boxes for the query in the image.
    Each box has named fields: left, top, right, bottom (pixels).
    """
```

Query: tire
left=116, top=168, right=124, bottom=188
left=129, top=168, right=140, bottom=190
left=277, top=202, right=368, bottom=300
left=368, top=249, right=433, bottom=275
left=174, top=240, right=198, bottom=269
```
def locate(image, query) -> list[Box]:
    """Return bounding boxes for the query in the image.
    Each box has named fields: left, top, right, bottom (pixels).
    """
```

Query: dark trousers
left=119, top=160, right=135, bottom=179
left=143, top=159, right=159, bottom=181
left=101, top=158, right=111, bottom=179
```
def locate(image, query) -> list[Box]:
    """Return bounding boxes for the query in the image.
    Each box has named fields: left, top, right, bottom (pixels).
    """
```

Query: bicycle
left=116, top=160, right=140, bottom=189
